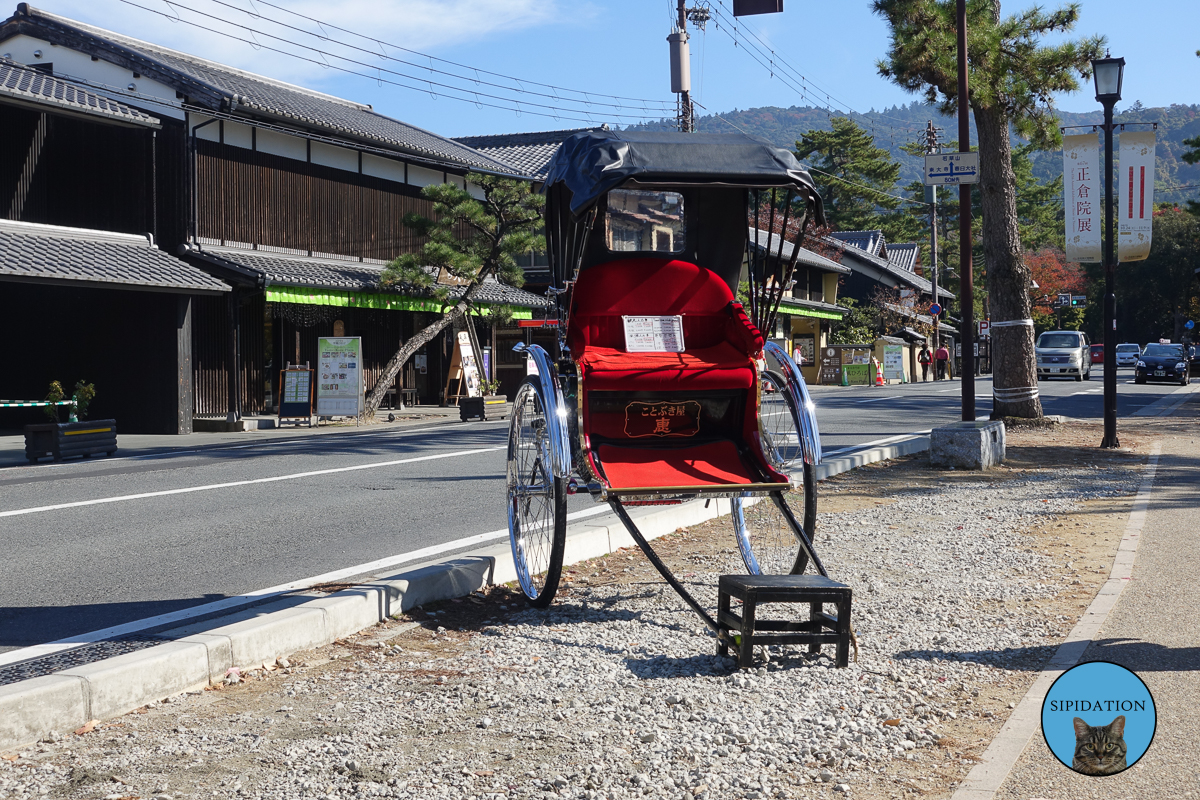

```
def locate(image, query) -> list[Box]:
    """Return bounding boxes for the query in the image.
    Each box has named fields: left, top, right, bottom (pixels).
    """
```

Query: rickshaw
left=505, top=129, right=837, bottom=646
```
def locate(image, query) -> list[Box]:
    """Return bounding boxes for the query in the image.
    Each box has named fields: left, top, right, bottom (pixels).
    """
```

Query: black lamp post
left=1093, top=55, right=1124, bottom=449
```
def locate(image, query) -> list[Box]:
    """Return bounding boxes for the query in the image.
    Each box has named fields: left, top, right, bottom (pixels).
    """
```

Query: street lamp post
left=1093, top=55, right=1124, bottom=449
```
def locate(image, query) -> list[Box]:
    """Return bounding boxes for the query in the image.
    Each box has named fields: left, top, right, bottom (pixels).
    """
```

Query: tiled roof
left=454, top=126, right=607, bottom=179
left=887, top=242, right=920, bottom=272
left=822, top=234, right=953, bottom=300
left=188, top=245, right=548, bottom=308
left=0, top=57, right=159, bottom=126
left=829, top=230, right=887, bottom=258
left=748, top=228, right=850, bottom=274
left=8, top=6, right=521, bottom=174
left=0, top=219, right=228, bottom=293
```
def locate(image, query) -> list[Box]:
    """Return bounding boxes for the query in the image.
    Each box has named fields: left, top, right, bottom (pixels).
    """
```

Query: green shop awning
left=266, top=286, right=535, bottom=319
left=776, top=299, right=844, bottom=321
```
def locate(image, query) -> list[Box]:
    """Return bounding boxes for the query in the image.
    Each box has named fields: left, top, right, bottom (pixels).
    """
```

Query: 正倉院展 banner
left=1063, top=133, right=1102, bottom=263
left=1119, top=130, right=1156, bottom=262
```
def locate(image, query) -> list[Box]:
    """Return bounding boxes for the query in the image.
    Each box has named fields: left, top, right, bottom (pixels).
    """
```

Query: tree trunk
left=359, top=283, right=487, bottom=421
left=974, top=104, right=1044, bottom=418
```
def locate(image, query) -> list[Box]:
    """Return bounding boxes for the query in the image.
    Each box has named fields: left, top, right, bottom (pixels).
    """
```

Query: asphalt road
left=0, top=365, right=1187, bottom=656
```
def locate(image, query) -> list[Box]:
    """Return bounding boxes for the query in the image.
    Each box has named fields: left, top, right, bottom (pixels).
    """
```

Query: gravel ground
left=0, top=424, right=1150, bottom=800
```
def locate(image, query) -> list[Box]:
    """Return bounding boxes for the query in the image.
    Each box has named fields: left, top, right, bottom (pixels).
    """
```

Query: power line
left=224, top=0, right=675, bottom=111
left=807, top=166, right=930, bottom=207
left=201, top=0, right=674, bottom=114
left=120, top=0, right=662, bottom=123
left=705, top=1, right=925, bottom=139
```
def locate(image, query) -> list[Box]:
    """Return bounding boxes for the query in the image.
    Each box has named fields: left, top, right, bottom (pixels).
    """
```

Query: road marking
left=0, top=447, right=506, bottom=518
left=822, top=430, right=933, bottom=457
left=854, top=395, right=905, bottom=404
left=3, top=419, right=504, bottom=472
left=0, top=504, right=612, bottom=669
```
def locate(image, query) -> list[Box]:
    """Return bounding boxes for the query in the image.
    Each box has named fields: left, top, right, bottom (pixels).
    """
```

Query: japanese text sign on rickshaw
left=1063, top=133, right=1102, bottom=263
left=623, top=316, right=685, bottom=352
left=316, top=336, right=362, bottom=417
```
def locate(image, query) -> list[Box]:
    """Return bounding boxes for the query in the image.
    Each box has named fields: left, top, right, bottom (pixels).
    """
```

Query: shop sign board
left=883, top=344, right=904, bottom=381
left=317, top=337, right=363, bottom=417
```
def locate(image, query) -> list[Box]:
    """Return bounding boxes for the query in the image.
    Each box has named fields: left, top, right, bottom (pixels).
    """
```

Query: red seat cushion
left=578, top=341, right=756, bottom=391
left=597, top=441, right=757, bottom=489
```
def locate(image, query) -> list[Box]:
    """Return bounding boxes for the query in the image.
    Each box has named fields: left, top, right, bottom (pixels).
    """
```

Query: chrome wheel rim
left=507, top=382, right=556, bottom=600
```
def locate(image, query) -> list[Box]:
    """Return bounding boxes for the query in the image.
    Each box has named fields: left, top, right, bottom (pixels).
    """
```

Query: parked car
left=1134, top=343, right=1190, bottom=385
left=1115, top=343, right=1142, bottom=368
left=1036, top=330, right=1091, bottom=381
left=1090, top=344, right=1104, bottom=364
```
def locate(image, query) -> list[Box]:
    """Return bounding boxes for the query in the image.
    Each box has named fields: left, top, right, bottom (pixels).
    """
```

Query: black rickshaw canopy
left=542, top=129, right=825, bottom=221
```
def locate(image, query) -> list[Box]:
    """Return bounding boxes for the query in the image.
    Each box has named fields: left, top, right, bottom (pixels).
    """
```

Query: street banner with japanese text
left=1063, top=133, right=1102, bottom=263
left=1118, top=130, right=1156, bottom=262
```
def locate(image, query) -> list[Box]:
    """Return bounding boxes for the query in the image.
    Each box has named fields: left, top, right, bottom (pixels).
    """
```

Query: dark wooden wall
left=196, top=140, right=449, bottom=260
left=192, top=292, right=266, bottom=416
left=0, top=282, right=189, bottom=434
left=0, top=105, right=154, bottom=235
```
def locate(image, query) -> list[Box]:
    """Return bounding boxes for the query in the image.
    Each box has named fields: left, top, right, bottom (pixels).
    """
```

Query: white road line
left=0, top=447, right=505, bottom=519
left=822, top=430, right=933, bottom=457
left=854, top=395, right=904, bottom=404
left=0, top=504, right=612, bottom=669
left=5, top=420, right=500, bottom=472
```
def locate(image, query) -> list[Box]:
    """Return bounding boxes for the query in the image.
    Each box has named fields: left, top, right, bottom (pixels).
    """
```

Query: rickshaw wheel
left=733, top=470, right=816, bottom=575
left=507, top=376, right=567, bottom=607
left=736, top=369, right=818, bottom=574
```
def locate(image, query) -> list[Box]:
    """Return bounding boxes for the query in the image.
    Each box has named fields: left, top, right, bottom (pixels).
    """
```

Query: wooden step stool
left=717, top=574, right=852, bottom=669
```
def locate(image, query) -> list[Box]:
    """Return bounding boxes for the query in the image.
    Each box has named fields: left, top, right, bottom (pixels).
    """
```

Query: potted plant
left=459, top=379, right=510, bottom=422
left=24, top=380, right=118, bottom=463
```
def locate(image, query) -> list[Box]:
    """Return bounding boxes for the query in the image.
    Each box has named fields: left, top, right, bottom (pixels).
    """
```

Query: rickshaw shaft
left=607, top=500, right=722, bottom=635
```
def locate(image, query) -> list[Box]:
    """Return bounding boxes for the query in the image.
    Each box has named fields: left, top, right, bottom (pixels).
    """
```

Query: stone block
left=0, top=675, right=88, bottom=752
left=60, top=641, right=211, bottom=719
left=930, top=420, right=1006, bottom=470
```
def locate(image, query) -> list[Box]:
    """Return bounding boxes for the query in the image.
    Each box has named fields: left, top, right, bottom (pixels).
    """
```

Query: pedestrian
left=935, top=343, right=950, bottom=380
left=918, top=345, right=932, bottom=382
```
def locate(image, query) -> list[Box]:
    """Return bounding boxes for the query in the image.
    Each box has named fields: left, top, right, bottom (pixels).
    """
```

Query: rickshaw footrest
left=717, top=574, right=852, bottom=669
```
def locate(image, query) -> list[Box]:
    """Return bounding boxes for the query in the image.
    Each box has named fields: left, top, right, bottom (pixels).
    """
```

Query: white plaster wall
left=0, top=33, right=184, bottom=119
left=362, top=153, right=405, bottom=184
left=446, top=173, right=465, bottom=190
left=222, top=119, right=253, bottom=150
left=189, top=113, right=219, bottom=141
left=408, top=164, right=444, bottom=188
left=466, top=181, right=486, bottom=200
left=311, top=141, right=358, bottom=172
left=256, top=127, right=308, bottom=161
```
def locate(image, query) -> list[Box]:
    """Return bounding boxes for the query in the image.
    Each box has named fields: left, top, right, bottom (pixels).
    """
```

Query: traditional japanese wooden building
left=1, top=4, right=547, bottom=423
left=0, top=58, right=229, bottom=433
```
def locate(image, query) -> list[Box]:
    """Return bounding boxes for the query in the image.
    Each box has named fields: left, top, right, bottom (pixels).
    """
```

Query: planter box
left=24, top=420, right=118, bottom=464
left=459, top=396, right=510, bottom=422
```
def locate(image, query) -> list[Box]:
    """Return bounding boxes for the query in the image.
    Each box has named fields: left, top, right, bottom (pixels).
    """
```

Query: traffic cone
left=874, top=358, right=884, bottom=386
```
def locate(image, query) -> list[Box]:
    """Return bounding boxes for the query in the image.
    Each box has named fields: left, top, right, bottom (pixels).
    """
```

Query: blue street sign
left=929, top=303, right=942, bottom=316
left=1187, top=320, right=1195, bottom=330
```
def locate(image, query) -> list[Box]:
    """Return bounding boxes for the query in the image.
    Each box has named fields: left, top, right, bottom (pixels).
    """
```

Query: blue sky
left=29, top=0, right=1200, bottom=138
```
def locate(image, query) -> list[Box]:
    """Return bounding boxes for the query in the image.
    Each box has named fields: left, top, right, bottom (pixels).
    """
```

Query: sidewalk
left=0, top=407, right=468, bottom=469
left=991, top=397, right=1200, bottom=799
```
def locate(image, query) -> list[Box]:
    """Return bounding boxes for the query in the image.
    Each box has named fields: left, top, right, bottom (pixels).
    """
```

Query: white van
left=1036, top=330, right=1091, bottom=381
left=1115, top=343, right=1141, bottom=367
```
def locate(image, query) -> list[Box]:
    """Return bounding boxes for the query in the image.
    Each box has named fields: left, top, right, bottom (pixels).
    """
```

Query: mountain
left=627, top=100, right=1200, bottom=205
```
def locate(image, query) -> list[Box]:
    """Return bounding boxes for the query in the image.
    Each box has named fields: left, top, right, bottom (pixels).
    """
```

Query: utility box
left=930, top=420, right=1005, bottom=470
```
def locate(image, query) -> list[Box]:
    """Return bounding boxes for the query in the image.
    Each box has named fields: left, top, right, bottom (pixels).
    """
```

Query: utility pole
left=925, top=119, right=941, bottom=357
left=669, top=0, right=694, bottom=132
left=956, top=0, right=975, bottom=420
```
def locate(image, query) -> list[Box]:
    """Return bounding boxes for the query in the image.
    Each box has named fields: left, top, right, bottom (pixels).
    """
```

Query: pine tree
left=360, top=175, right=544, bottom=419
left=873, top=0, right=1104, bottom=418
left=795, top=116, right=921, bottom=243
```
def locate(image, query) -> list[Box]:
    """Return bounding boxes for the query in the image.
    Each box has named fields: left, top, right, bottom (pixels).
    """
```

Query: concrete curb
left=0, top=435, right=929, bottom=752
left=949, top=443, right=1163, bottom=800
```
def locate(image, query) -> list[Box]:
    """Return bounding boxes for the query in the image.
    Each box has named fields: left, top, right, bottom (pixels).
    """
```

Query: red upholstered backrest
left=568, top=259, right=743, bottom=356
